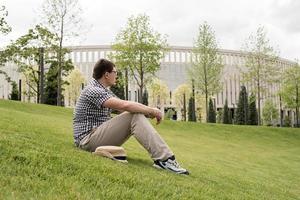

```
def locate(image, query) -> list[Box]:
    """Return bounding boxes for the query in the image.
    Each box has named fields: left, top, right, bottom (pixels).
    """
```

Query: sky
left=1, top=0, right=300, bottom=61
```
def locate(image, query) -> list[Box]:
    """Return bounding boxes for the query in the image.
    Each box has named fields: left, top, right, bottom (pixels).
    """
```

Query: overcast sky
left=1, top=0, right=299, bottom=60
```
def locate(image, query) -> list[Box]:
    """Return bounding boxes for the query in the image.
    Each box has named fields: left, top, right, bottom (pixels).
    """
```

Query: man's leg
left=79, top=112, right=173, bottom=161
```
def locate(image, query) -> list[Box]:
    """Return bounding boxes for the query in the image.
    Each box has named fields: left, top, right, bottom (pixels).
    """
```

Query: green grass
left=0, top=99, right=300, bottom=200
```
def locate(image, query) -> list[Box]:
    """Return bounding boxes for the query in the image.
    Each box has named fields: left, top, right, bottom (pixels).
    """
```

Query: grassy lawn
left=0, top=99, right=300, bottom=200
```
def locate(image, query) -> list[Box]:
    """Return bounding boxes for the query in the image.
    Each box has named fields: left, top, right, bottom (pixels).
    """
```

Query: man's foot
left=153, top=155, right=189, bottom=175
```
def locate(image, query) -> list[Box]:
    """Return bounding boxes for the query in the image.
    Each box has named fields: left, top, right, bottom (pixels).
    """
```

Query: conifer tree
left=223, top=99, right=230, bottom=124
left=235, top=86, right=249, bottom=125
left=188, top=97, right=196, bottom=121
left=248, top=93, right=258, bottom=125
left=208, top=98, right=216, bottom=123
left=10, top=81, right=19, bottom=100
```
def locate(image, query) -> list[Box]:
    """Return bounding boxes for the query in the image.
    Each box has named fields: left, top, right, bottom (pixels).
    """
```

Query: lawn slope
left=0, top=100, right=300, bottom=200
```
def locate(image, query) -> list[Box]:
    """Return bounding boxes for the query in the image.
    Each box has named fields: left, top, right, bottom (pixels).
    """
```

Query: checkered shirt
left=73, top=78, right=114, bottom=145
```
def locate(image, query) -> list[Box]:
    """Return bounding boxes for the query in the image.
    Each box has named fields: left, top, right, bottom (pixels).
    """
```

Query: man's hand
left=149, top=107, right=162, bottom=125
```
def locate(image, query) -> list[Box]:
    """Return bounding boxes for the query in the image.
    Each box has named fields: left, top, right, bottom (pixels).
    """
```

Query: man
left=73, top=59, right=189, bottom=175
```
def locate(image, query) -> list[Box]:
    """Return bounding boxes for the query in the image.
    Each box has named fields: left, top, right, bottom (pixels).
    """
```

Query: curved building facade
left=0, top=45, right=296, bottom=124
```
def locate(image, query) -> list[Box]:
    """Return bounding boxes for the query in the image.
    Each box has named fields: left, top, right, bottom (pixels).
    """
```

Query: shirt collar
left=90, top=78, right=107, bottom=90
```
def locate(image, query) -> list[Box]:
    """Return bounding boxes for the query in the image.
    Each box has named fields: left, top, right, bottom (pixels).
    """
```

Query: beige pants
left=79, top=112, right=173, bottom=161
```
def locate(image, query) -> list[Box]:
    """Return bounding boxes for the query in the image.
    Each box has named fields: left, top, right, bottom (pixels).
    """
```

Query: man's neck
left=98, top=78, right=109, bottom=88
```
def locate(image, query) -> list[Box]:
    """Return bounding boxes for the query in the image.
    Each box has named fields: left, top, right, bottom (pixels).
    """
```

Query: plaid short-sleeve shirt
left=73, top=78, right=114, bottom=145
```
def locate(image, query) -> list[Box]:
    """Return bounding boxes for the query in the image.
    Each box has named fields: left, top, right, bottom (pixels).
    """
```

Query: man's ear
left=105, top=72, right=109, bottom=78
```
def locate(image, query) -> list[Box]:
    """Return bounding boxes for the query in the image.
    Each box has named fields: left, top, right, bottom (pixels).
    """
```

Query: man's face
left=107, top=67, right=118, bottom=86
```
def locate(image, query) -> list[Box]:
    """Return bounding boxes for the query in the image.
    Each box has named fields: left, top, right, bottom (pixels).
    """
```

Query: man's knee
left=132, top=113, right=146, bottom=120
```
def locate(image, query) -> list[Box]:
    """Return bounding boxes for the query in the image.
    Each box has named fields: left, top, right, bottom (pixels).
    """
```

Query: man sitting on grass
left=73, top=59, right=189, bottom=175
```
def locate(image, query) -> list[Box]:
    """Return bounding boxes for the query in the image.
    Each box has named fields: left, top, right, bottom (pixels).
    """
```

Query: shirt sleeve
left=85, top=87, right=113, bottom=108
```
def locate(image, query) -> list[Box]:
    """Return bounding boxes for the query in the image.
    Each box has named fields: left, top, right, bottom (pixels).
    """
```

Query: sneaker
left=153, top=155, right=189, bottom=175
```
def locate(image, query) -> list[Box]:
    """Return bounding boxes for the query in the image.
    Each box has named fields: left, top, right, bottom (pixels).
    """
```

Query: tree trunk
left=183, top=93, right=186, bottom=121
left=257, top=87, right=261, bottom=125
left=39, top=47, right=44, bottom=104
left=18, top=79, right=22, bottom=101
left=57, top=17, right=64, bottom=106
left=279, top=94, right=283, bottom=127
left=296, top=85, right=299, bottom=127
left=205, top=91, right=208, bottom=122
left=125, top=69, right=128, bottom=100
left=257, top=70, right=261, bottom=125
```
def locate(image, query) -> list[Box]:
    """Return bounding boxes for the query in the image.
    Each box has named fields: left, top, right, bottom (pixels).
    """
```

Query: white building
left=0, top=45, right=296, bottom=125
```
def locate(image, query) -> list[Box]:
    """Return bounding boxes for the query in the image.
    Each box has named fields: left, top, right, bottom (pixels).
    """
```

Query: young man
left=73, top=59, right=189, bottom=175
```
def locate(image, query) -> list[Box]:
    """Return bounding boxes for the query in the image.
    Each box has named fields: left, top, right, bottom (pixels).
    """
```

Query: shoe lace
left=168, top=159, right=180, bottom=168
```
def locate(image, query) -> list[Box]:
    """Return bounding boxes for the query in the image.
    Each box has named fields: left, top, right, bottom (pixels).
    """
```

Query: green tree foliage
left=164, top=108, right=174, bottom=120
left=63, top=68, right=86, bottom=107
left=216, top=109, right=223, bottom=123
left=173, top=84, right=191, bottom=121
left=235, top=86, right=249, bottom=125
left=284, top=115, right=291, bottom=127
left=241, top=26, right=280, bottom=125
left=147, top=78, right=169, bottom=108
left=44, top=59, right=73, bottom=105
left=188, top=22, right=223, bottom=122
left=2, top=25, right=60, bottom=103
left=110, top=71, right=125, bottom=100
left=44, top=63, right=58, bottom=105
left=248, top=93, right=258, bottom=125
left=0, top=5, right=11, bottom=35
left=208, top=98, right=216, bottom=123
left=41, top=0, right=84, bottom=106
left=111, top=14, right=168, bottom=103
left=280, top=62, right=300, bottom=127
left=10, top=81, right=19, bottom=100
left=228, top=109, right=233, bottom=124
left=262, top=99, right=279, bottom=126
left=223, top=99, right=230, bottom=124
left=0, top=5, right=12, bottom=81
left=188, top=97, right=196, bottom=122
left=142, top=89, right=148, bottom=106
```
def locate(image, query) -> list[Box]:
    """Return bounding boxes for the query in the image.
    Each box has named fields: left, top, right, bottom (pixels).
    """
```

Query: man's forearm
left=123, top=101, right=153, bottom=116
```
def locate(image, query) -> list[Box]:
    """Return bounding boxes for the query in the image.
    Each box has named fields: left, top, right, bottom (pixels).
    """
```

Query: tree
left=235, top=86, right=249, bottom=125
left=111, top=14, right=168, bottom=103
left=188, top=97, right=196, bottom=121
left=142, top=89, right=148, bottom=106
left=280, top=62, right=300, bottom=127
left=0, top=5, right=11, bottom=35
left=228, top=109, right=233, bottom=124
left=44, top=58, right=74, bottom=105
left=223, top=99, right=230, bottom=124
left=241, top=26, right=280, bottom=125
left=195, top=92, right=206, bottom=122
left=165, top=108, right=174, bottom=120
left=147, top=78, right=169, bottom=108
left=63, top=68, right=85, bottom=107
left=208, top=98, right=216, bottom=123
left=216, top=109, right=223, bottom=123
left=0, top=5, right=12, bottom=80
left=188, top=22, right=223, bottom=122
left=10, top=81, right=19, bottom=100
left=173, top=84, right=191, bottom=121
left=44, top=63, right=58, bottom=105
left=284, top=115, right=291, bottom=127
left=110, top=71, right=125, bottom=100
left=248, top=93, right=258, bottom=125
left=41, top=0, right=84, bottom=106
left=2, top=25, right=60, bottom=103
left=262, top=99, right=279, bottom=126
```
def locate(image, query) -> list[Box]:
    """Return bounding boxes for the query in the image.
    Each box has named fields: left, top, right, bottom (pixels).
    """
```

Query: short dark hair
left=92, top=59, right=115, bottom=79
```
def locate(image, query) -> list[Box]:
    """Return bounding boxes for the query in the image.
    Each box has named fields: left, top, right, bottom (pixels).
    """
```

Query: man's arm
left=103, top=97, right=162, bottom=124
